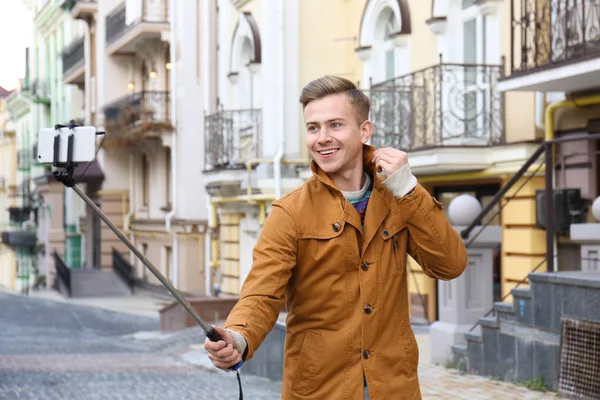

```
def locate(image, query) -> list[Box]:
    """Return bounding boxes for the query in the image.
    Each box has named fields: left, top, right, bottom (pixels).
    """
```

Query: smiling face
left=304, top=92, right=373, bottom=190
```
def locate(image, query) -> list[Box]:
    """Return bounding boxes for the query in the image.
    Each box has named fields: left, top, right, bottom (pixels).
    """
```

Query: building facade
left=0, top=88, right=19, bottom=290
left=202, top=0, right=540, bottom=324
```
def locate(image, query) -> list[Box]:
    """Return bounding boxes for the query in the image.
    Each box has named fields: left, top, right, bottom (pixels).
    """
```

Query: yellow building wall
left=409, top=0, right=438, bottom=72
left=219, top=212, right=244, bottom=295
left=502, top=0, right=539, bottom=144
left=501, top=175, right=547, bottom=298
left=0, top=246, right=17, bottom=290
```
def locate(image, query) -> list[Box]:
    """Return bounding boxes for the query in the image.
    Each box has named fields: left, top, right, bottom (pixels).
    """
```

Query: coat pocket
left=290, top=329, right=324, bottom=396
left=380, top=226, right=408, bottom=277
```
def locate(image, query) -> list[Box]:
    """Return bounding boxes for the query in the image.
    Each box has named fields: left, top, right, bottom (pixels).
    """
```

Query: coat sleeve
left=398, top=184, right=468, bottom=281
left=222, top=201, right=297, bottom=361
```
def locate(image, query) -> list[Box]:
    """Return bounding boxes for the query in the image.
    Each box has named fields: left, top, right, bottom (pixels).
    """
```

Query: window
left=141, top=243, right=148, bottom=280
left=165, top=246, right=173, bottom=282
left=142, top=154, right=150, bottom=207
left=461, top=5, right=489, bottom=140
left=165, top=148, right=172, bottom=208
left=462, top=0, right=475, bottom=9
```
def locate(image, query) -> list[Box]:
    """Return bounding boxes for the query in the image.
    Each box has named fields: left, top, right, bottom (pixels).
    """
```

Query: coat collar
left=310, top=144, right=383, bottom=195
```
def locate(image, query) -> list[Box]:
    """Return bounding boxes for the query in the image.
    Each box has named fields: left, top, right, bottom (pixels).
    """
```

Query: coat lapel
left=361, top=176, right=390, bottom=254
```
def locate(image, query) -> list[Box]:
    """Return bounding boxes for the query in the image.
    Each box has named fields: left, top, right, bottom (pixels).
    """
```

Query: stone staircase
left=452, top=271, right=600, bottom=396
left=69, top=269, right=132, bottom=298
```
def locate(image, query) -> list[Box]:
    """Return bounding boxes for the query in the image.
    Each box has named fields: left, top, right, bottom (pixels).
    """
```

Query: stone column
left=430, top=194, right=501, bottom=365
left=35, top=173, right=66, bottom=290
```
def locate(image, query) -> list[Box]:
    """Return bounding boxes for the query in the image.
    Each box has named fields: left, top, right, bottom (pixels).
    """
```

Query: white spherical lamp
left=448, top=194, right=483, bottom=226
left=592, top=196, right=600, bottom=222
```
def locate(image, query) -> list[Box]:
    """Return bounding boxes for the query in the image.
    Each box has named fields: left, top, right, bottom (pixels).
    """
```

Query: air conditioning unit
left=535, top=188, right=587, bottom=233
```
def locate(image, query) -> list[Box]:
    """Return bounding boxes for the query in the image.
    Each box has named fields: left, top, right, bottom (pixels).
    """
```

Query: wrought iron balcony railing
left=106, top=0, right=169, bottom=46
left=102, top=91, right=171, bottom=144
left=62, top=36, right=85, bottom=76
left=510, top=0, right=600, bottom=75
left=368, top=59, right=504, bottom=150
left=8, top=207, right=32, bottom=226
left=30, top=79, right=50, bottom=101
left=204, top=108, right=261, bottom=171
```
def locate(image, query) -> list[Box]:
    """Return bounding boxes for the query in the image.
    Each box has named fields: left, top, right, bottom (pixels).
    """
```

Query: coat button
left=360, top=261, right=369, bottom=271
left=332, top=222, right=341, bottom=232
left=363, top=350, right=370, bottom=359
left=364, top=305, right=373, bottom=314
left=382, top=230, right=389, bottom=237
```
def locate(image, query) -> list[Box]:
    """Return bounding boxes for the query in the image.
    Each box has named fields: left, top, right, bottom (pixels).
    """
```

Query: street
left=0, top=292, right=281, bottom=400
left=0, top=291, right=563, bottom=400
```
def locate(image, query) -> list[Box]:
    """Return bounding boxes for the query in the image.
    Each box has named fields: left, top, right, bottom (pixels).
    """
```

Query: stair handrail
left=112, top=248, right=135, bottom=291
left=463, top=132, right=600, bottom=333
left=53, top=251, right=71, bottom=297
left=460, top=142, right=545, bottom=240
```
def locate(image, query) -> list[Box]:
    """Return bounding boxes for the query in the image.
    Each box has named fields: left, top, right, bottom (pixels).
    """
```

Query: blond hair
left=299, top=75, right=371, bottom=125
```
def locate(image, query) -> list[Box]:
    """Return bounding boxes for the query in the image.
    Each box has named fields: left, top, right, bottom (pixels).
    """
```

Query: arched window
left=229, top=12, right=261, bottom=110
left=357, top=0, right=411, bottom=86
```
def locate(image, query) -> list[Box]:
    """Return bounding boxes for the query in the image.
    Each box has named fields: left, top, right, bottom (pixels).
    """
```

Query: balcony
left=0, top=231, right=37, bottom=248
left=105, top=0, right=169, bottom=56
left=102, top=91, right=172, bottom=147
left=30, top=79, right=50, bottom=104
left=62, top=0, right=97, bottom=20
left=204, top=108, right=261, bottom=171
left=8, top=207, right=32, bottom=226
left=498, top=0, right=600, bottom=92
left=62, top=36, right=85, bottom=85
left=369, top=61, right=504, bottom=151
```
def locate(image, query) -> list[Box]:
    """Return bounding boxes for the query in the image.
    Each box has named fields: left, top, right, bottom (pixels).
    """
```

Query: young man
left=204, top=76, right=468, bottom=399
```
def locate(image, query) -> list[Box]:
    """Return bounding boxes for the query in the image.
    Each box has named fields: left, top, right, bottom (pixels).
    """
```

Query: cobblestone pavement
left=0, top=292, right=281, bottom=400
left=0, top=291, right=565, bottom=399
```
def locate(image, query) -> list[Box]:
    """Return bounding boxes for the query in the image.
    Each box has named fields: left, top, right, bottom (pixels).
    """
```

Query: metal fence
left=510, top=0, right=600, bottom=75
left=62, top=36, right=85, bottom=76
left=204, top=108, right=261, bottom=171
left=103, top=91, right=171, bottom=141
left=106, top=0, right=169, bottom=46
left=368, top=59, right=504, bottom=151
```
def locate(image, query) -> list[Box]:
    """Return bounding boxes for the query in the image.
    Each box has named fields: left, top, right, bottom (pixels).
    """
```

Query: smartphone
left=37, top=126, right=97, bottom=164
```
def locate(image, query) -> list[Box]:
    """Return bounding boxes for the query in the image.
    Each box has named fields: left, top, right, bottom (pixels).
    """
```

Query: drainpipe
left=273, top=0, right=285, bottom=199
left=83, top=20, right=91, bottom=125
left=125, top=153, right=135, bottom=266
left=535, top=92, right=545, bottom=131
left=165, top=0, right=178, bottom=288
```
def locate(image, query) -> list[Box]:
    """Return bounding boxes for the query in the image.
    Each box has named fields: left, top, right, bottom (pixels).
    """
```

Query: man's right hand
left=203, top=325, right=242, bottom=370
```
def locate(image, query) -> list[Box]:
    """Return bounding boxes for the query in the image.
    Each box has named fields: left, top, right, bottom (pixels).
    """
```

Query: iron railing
left=510, top=0, right=600, bottom=75
left=53, top=251, right=71, bottom=297
left=204, top=108, right=261, bottom=170
left=103, top=91, right=171, bottom=142
left=30, top=79, right=49, bottom=100
left=369, top=57, right=504, bottom=151
left=63, top=0, right=97, bottom=9
left=8, top=207, right=32, bottom=226
left=62, top=36, right=85, bottom=76
left=112, top=248, right=135, bottom=291
left=106, top=0, right=169, bottom=46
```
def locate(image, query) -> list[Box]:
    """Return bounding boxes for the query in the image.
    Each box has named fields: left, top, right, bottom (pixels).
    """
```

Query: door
left=92, top=204, right=101, bottom=269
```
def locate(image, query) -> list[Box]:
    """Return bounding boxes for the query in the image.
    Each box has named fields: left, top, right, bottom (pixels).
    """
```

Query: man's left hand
left=372, top=147, right=409, bottom=178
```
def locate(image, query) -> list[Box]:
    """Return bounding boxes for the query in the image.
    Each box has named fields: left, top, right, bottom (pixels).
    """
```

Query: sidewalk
left=28, top=288, right=171, bottom=318
left=19, top=289, right=564, bottom=399
left=413, top=332, right=563, bottom=400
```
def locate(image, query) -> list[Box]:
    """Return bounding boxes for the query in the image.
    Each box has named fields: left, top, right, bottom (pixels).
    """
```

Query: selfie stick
left=49, top=122, right=242, bottom=369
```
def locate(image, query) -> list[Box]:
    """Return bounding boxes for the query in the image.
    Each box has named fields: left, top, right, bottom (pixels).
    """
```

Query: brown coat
left=224, top=146, right=468, bottom=399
